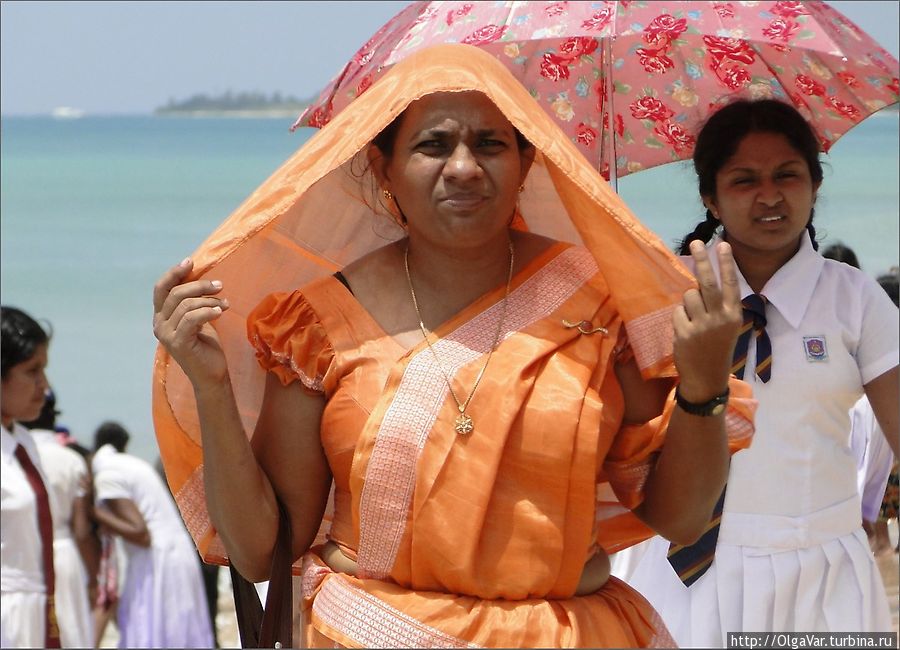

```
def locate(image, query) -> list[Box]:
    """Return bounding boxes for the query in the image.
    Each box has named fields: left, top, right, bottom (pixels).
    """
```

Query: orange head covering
left=152, top=43, right=695, bottom=562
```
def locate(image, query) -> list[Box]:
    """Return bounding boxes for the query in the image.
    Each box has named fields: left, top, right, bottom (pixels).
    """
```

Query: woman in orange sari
left=151, top=44, right=755, bottom=648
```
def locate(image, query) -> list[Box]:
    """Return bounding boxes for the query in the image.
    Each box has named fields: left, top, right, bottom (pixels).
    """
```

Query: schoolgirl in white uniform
left=613, top=99, right=899, bottom=647
left=1, top=306, right=58, bottom=649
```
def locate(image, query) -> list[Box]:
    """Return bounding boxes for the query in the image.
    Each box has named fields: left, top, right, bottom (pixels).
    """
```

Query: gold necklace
left=404, top=240, right=514, bottom=435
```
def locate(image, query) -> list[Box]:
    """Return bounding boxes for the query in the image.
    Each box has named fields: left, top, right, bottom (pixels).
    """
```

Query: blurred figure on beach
left=90, top=530, right=120, bottom=648
left=1, top=306, right=61, bottom=648
left=91, top=421, right=213, bottom=648
left=822, top=245, right=899, bottom=558
left=821, top=242, right=861, bottom=270
left=855, top=269, right=899, bottom=557
left=45, top=419, right=122, bottom=647
left=21, top=389, right=99, bottom=648
left=154, top=457, right=222, bottom=648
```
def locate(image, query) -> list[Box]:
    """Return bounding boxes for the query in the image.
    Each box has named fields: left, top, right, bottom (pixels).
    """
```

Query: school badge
left=803, top=336, right=828, bottom=362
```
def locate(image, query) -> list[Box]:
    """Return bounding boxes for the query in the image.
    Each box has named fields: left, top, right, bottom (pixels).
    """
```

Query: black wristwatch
left=675, top=386, right=730, bottom=416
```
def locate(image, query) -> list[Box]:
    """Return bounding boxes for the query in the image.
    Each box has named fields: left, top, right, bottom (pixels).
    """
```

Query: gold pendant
left=454, top=412, right=474, bottom=435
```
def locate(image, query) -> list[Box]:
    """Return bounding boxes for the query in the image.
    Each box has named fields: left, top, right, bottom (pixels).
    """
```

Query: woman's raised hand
left=152, top=258, right=230, bottom=386
left=672, top=241, right=743, bottom=402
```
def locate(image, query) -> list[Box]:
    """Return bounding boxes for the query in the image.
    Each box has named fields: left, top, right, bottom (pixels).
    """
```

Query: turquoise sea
left=1, top=112, right=898, bottom=462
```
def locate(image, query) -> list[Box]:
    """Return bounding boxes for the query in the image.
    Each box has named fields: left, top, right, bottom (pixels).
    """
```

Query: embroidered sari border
left=356, top=247, right=599, bottom=579
left=624, top=305, right=676, bottom=372
left=175, top=466, right=211, bottom=549
left=312, top=573, right=478, bottom=649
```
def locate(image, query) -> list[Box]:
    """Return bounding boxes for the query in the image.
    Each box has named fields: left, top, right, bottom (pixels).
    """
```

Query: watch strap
left=675, top=386, right=730, bottom=417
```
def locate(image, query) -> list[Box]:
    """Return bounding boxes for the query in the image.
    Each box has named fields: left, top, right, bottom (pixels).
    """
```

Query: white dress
left=612, top=233, right=898, bottom=647
left=849, top=397, right=895, bottom=522
left=32, top=430, right=95, bottom=648
left=92, top=445, right=213, bottom=649
left=1, top=424, right=53, bottom=649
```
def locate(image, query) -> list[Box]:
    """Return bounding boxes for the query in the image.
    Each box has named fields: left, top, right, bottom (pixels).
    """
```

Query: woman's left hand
left=673, top=240, right=743, bottom=402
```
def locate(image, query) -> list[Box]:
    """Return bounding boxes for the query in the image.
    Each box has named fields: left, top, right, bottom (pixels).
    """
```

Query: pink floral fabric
left=294, top=1, right=899, bottom=181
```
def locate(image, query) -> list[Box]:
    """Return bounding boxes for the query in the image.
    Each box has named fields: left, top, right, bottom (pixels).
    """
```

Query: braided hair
left=677, top=99, right=824, bottom=255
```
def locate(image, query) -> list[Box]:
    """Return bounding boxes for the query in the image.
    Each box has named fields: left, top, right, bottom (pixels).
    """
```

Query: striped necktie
left=667, top=294, right=772, bottom=586
left=731, top=293, right=772, bottom=383
left=14, top=444, right=61, bottom=648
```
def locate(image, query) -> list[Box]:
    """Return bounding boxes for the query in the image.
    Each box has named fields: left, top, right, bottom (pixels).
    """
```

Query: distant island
left=153, top=90, right=900, bottom=119
left=154, top=91, right=313, bottom=117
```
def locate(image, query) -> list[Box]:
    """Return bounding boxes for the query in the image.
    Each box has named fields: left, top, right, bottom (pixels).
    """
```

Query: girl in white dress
left=613, top=99, right=899, bottom=647
left=1, top=306, right=58, bottom=648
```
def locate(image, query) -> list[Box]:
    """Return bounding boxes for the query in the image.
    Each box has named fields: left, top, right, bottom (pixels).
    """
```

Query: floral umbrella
left=292, top=0, right=899, bottom=185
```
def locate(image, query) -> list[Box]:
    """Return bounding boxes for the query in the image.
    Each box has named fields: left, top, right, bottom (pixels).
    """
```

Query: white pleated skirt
left=0, top=591, right=45, bottom=648
left=612, top=506, right=892, bottom=648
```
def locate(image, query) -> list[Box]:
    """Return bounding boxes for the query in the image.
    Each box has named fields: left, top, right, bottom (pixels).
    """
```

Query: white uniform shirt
left=1, top=423, right=54, bottom=593
left=31, top=430, right=88, bottom=541
left=91, top=445, right=194, bottom=550
left=694, top=233, right=899, bottom=525
left=31, top=429, right=95, bottom=648
left=610, top=234, right=897, bottom=644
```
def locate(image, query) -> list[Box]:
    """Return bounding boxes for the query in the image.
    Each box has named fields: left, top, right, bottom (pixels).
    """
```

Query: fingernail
left=179, top=258, right=191, bottom=267
left=221, top=298, right=230, bottom=309
left=211, top=280, right=223, bottom=289
left=212, top=306, right=222, bottom=314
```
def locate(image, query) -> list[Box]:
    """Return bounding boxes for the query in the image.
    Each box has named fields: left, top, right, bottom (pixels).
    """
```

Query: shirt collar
left=1, top=424, right=16, bottom=460
left=93, top=444, right=117, bottom=460
left=712, top=231, right=823, bottom=329
left=29, top=429, right=57, bottom=445
left=1, top=422, right=32, bottom=461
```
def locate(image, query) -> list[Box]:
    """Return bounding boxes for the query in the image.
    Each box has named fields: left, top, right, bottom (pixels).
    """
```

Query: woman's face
left=372, top=91, right=534, bottom=248
left=1, top=343, right=49, bottom=427
left=706, top=131, right=819, bottom=265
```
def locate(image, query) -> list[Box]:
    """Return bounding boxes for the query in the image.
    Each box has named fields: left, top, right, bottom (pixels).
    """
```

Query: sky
left=2, top=0, right=898, bottom=116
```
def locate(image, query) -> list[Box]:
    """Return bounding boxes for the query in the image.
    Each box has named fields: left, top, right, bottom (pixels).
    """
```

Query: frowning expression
left=372, top=91, right=534, bottom=248
left=706, top=131, right=820, bottom=265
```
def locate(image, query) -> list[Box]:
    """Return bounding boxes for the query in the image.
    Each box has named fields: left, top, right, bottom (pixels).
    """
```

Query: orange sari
left=246, top=242, right=753, bottom=648
left=151, top=44, right=755, bottom=648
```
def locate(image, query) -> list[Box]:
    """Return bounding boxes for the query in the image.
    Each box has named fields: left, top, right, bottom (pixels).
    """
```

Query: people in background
left=821, top=245, right=897, bottom=557
left=1, top=306, right=60, bottom=648
left=21, top=389, right=99, bottom=648
left=91, top=421, right=213, bottom=648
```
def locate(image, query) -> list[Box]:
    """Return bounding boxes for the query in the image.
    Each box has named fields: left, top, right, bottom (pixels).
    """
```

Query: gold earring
left=383, top=189, right=394, bottom=202
left=518, top=184, right=525, bottom=193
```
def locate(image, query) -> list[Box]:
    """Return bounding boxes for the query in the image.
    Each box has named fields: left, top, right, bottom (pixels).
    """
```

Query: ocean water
left=1, top=112, right=898, bottom=462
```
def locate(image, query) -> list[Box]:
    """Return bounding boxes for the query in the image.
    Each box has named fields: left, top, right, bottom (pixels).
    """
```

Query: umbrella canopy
left=293, top=0, right=899, bottom=183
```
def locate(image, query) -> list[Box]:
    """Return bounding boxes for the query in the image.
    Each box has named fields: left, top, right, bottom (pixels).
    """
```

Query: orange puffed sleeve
left=595, top=375, right=755, bottom=553
left=603, top=375, right=756, bottom=511
left=246, top=290, right=335, bottom=394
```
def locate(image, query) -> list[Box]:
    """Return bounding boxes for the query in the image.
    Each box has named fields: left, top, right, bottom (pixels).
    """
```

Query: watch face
left=711, top=403, right=726, bottom=416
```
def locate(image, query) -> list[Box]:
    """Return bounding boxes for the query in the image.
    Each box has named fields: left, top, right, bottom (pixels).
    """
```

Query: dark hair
left=94, top=421, right=130, bottom=453
left=1, top=306, right=51, bottom=379
left=21, top=388, right=59, bottom=431
left=65, top=440, right=93, bottom=460
left=677, top=99, right=824, bottom=255
left=877, top=270, right=899, bottom=307
left=821, top=243, right=860, bottom=269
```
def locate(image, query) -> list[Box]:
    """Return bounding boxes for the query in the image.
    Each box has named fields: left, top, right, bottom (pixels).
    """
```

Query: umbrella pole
left=603, top=36, right=618, bottom=192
